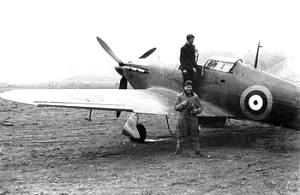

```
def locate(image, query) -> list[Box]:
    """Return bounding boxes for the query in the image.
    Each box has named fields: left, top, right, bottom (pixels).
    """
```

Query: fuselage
left=121, top=57, right=300, bottom=130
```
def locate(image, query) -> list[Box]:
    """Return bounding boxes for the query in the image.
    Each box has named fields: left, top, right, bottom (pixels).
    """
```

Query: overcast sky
left=0, top=0, right=299, bottom=84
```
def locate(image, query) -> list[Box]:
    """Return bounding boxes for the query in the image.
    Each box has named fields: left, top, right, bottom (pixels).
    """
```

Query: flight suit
left=174, top=91, right=202, bottom=154
left=179, top=43, right=197, bottom=84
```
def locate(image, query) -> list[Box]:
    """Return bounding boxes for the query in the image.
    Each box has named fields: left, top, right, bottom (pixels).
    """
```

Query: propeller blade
left=119, top=76, right=128, bottom=89
left=139, top=48, right=156, bottom=59
left=116, top=111, right=121, bottom=118
left=116, top=76, right=128, bottom=118
left=96, top=37, right=123, bottom=64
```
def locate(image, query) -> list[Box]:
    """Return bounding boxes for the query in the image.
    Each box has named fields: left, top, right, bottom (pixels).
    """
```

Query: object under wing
left=0, top=88, right=179, bottom=115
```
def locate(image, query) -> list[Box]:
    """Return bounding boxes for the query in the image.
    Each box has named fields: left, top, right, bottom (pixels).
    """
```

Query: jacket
left=174, top=91, right=202, bottom=118
left=179, top=43, right=197, bottom=70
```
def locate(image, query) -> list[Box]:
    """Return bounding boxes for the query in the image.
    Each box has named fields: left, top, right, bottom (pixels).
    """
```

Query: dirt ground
left=0, top=90, right=299, bottom=195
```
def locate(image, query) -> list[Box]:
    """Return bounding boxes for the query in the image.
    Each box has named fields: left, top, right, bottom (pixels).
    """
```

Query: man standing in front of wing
left=179, top=34, right=198, bottom=85
left=174, top=80, right=204, bottom=156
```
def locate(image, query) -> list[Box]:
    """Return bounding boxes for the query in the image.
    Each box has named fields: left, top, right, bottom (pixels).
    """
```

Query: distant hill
left=58, top=75, right=119, bottom=84
left=0, top=75, right=120, bottom=89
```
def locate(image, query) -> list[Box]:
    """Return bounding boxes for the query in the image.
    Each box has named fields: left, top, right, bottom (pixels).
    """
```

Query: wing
left=0, top=88, right=178, bottom=115
left=0, top=87, right=235, bottom=118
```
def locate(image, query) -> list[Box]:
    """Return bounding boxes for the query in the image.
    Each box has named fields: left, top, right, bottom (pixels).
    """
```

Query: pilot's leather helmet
left=184, top=80, right=193, bottom=87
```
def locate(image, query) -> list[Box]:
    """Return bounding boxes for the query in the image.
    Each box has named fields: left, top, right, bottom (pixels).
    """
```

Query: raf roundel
left=240, top=85, right=273, bottom=120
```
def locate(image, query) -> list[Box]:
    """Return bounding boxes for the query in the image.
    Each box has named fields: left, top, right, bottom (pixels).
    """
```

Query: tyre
left=130, top=123, right=147, bottom=143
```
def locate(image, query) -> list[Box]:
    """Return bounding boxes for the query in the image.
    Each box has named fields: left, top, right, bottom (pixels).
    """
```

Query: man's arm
left=174, top=95, right=188, bottom=112
left=180, top=47, right=186, bottom=68
left=191, top=96, right=202, bottom=114
left=193, top=45, right=198, bottom=68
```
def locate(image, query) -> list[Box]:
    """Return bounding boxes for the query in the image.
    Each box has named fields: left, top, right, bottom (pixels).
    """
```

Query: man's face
left=184, top=85, right=193, bottom=94
left=187, top=37, right=194, bottom=44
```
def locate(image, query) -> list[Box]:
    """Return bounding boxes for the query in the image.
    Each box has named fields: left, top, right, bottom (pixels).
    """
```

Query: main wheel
left=130, top=123, right=147, bottom=143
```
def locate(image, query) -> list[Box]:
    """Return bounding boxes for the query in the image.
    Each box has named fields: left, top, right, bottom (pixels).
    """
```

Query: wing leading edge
left=0, top=87, right=234, bottom=118
left=0, top=88, right=178, bottom=115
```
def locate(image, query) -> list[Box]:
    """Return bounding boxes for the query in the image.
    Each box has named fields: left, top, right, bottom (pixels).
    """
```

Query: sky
left=0, top=0, right=299, bottom=84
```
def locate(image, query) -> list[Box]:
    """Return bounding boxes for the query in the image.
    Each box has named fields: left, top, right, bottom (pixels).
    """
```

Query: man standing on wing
left=174, top=80, right=204, bottom=156
left=179, top=34, right=198, bottom=85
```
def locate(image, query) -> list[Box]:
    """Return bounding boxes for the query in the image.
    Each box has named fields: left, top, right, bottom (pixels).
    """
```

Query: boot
left=194, top=150, right=205, bottom=157
left=192, top=142, right=205, bottom=157
left=174, top=140, right=183, bottom=155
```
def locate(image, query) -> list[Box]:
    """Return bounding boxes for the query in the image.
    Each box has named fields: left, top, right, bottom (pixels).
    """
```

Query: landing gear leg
left=165, top=115, right=176, bottom=136
left=85, top=109, right=93, bottom=121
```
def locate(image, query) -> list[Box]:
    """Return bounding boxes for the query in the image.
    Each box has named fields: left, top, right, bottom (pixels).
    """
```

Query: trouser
left=176, top=116, right=200, bottom=152
left=181, top=68, right=194, bottom=85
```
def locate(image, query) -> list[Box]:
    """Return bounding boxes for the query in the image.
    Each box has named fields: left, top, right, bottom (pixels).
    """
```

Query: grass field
left=0, top=87, right=299, bottom=195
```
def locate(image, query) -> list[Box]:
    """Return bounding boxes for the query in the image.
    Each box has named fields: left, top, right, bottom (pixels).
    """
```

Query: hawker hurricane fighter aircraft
left=1, top=37, right=299, bottom=143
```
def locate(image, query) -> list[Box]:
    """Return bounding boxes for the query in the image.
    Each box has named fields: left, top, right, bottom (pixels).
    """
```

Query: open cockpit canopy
left=204, top=56, right=243, bottom=73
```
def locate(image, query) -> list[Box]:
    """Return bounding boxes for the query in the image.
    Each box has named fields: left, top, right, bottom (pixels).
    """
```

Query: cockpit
left=203, top=56, right=243, bottom=73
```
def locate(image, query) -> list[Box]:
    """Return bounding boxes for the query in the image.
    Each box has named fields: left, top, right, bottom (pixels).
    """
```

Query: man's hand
left=181, top=100, right=195, bottom=113
left=181, top=100, right=189, bottom=107
left=191, top=108, right=199, bottom=114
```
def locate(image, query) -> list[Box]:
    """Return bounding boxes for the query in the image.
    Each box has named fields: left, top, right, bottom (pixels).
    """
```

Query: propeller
left=96, top=37, right=155, bottom=118
left=97, top=37, right=128, bottom=118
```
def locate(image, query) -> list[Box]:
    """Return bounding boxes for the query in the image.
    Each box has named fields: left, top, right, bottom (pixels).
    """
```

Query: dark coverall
left=179, top=43, right=197, bottom=84
left=174, top=91, right=202, bottom=153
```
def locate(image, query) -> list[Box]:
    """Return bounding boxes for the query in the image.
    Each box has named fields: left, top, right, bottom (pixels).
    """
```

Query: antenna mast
left=254, top=41, right=262, bottom=69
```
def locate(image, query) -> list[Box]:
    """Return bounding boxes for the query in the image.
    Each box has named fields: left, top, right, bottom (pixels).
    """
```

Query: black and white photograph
left=0, top=0, right=299, bottom=194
